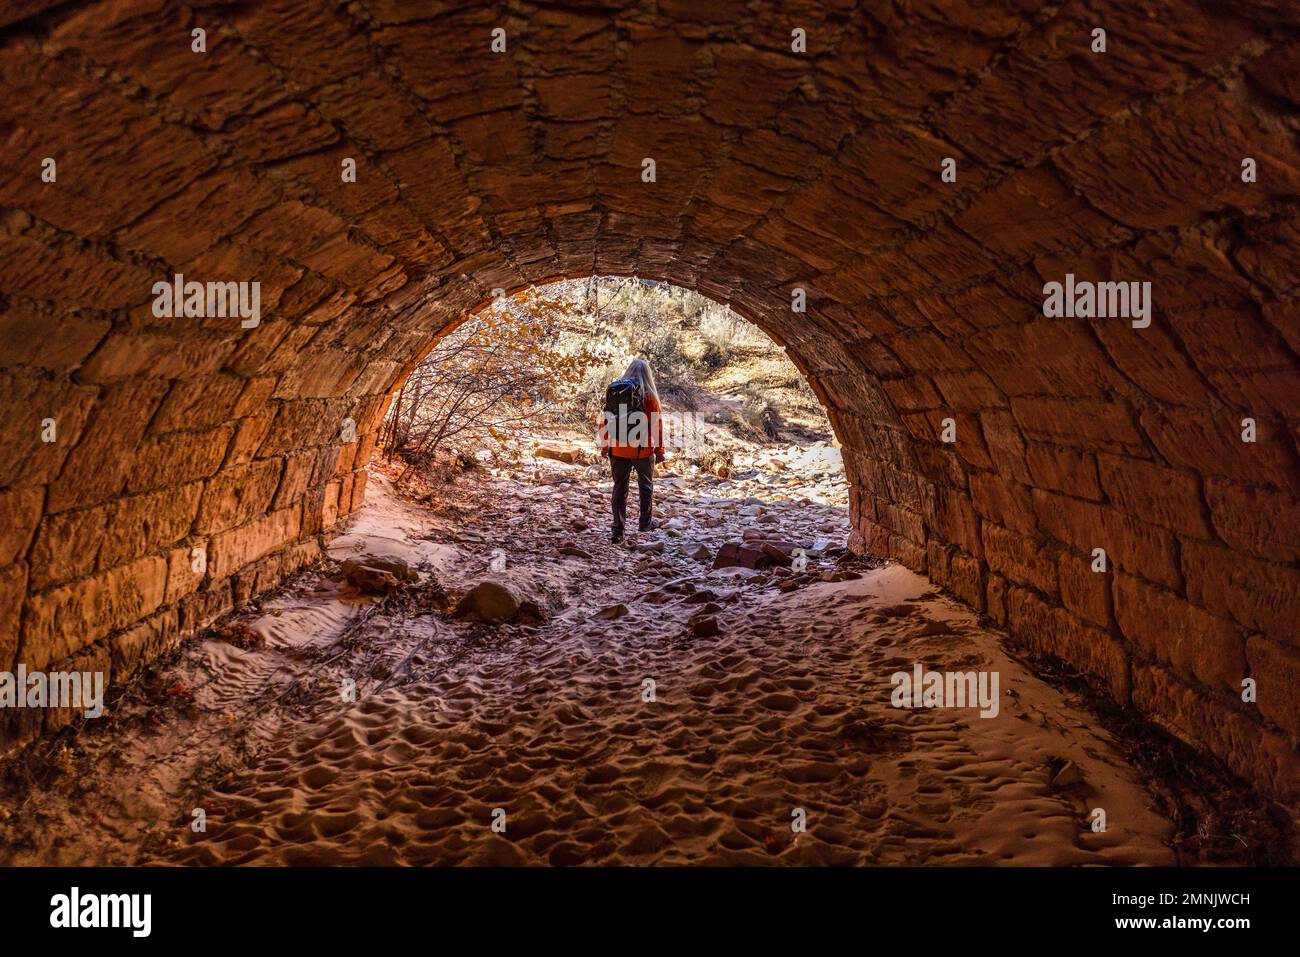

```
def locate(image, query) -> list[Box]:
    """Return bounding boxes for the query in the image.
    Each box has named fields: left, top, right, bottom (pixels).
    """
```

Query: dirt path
left=0, top=450, right=1180, bottom=866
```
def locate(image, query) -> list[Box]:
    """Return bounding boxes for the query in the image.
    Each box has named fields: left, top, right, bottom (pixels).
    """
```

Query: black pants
left=610, top=455, right=654, bottom=538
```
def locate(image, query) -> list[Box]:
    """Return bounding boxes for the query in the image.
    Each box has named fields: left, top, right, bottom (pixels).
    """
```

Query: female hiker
left=598, top=358, right=665, bottom=544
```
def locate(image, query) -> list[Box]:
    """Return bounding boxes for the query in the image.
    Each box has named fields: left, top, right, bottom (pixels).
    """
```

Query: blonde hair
left=623, top=358, right=659, bottom=402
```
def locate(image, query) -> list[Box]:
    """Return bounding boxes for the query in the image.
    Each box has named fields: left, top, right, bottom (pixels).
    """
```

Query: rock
left=760, top=542, right=795, bottom=566
left=457, top=580, right=521, bottom=623
left=344, top=554, right=417, bottom=582
left=342, top=561, right=401, bottom=595
left=535, top=446, right=585, bottom=464
left=688, top=614, right=721, bottom=638
left=595, top=603, right=629, bottom=620
left=691, top=545, right=712, bottom=562
left=558, top=544, right=593, bottom=560
left=517, top=600, right=546, bottom=624
left=1050, top=760, right=1085, bottom=788
left=712, top=541, right=772, bottom=570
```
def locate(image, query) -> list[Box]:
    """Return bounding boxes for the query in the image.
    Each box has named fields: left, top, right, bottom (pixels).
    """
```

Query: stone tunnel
left=0, top=0, right=1296, bottom=804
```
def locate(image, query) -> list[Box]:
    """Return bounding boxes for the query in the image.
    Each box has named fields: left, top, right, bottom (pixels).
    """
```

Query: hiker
left=598, top=358, right=665, bottom=544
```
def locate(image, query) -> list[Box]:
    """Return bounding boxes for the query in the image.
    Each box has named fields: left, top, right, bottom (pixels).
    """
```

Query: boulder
left=712, top=541, right=772, bottom=570
left=343, top=563, right=400, bottom=595
left=457, top=580, right=521, bottom=623
left=343, top=554, right=418, bottom=583
left=688, top=614, right=721, bottom=638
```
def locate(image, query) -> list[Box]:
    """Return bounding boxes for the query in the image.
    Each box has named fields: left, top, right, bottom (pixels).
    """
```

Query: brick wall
left=0, top=0, right=1296, bottom=799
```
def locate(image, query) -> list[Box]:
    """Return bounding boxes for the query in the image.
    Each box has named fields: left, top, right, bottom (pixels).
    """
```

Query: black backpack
left=604, top=378, right=644, bottom=442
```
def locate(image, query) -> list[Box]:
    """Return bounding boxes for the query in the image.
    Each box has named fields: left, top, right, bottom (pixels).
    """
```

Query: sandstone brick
left=1058, top=84, right=1300, bottom=230
left=982, top=523, right=1057, bottom=597
left=1032, top=489, right=1179, bottom=587
left=128, top=425, right=235, bottom=494
left=1005, top=585, right=1130, bottom=705
left=986, top=573, right=1009, bottom=626
left=876, top=501, right=925, bottom=543
left=888, top=533, right=927, bottom=573
left=922, top=484, right=979, bottom=557
left=196, top=459, right=284, bottom=535
left=0, top=564, right=27, bottom=672
left=966, top=320, right=1124, bottom=399
left=1024, top=444, right=1102, bottom=501
left=151, top=375, right=249, bottom=434
left=273, top=450, right=317, bottom=510
left=165, top=543, right=208, bottom=606
left=1132, top=662, right=1300, bottom=805
left=926, top=541, right=951, bottom=584
left=1204, top=479, right=1300, bottom=563
left=224, top=413, right=276, bottom=467
left=970, top=471, right=1036, bottom=534
left=29, top=504, right=109, bottom=590
left=337, top=473, right=356, bottom=518
left=1058, top=551, right=1111, bottom=630
left=208, top=507, right=302, bottom=579
left=21, top=374, right=150, bottom=509
left=178, top=580, right=234, bottom=635
left=20, top=555, right=167, bottom=670
left=333, top=441, right=359, bottom=476
left=1113, top=573, right=1246, bottom=695
left=1245, top=636, right=1300, bottom=739
left=1141, top=409, right=1299, bottom=488
left=882, top=375, right=943, bottom=411
left=1096, top=454, right=1212, bottom=538
left=977, top=409, right=1029, bottom=482
left=1012, top=397, right=1145, bottom=454
left=349, top=469, right=369, bottom=512
left=355, top=430, right=379, bottom=468
left=42, top=640, right=112, bottom=733
left=947, top=551, right=985, bottom=612
left=0, top=306, right=110, bottom=371
left=0, top=487, right=44, bottom=565
left=97, top=482, right=203, bottom=571
left=1181, top=541, right=1300, bottom=644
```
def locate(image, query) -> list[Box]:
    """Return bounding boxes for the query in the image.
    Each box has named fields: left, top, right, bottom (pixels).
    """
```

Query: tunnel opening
left=375, top=275, right=852, bottom=555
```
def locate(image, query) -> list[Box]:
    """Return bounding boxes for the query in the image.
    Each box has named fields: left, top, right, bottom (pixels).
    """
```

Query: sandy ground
left=0, top=446, right=1177, bottom=866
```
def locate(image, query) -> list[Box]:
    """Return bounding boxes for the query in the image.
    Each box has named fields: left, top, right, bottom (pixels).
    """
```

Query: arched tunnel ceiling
left=0, top=0, right=1298, bottom=799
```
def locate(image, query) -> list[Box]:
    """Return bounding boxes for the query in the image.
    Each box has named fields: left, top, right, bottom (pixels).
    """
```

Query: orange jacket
left=598, top=391, right=664, bottom=459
